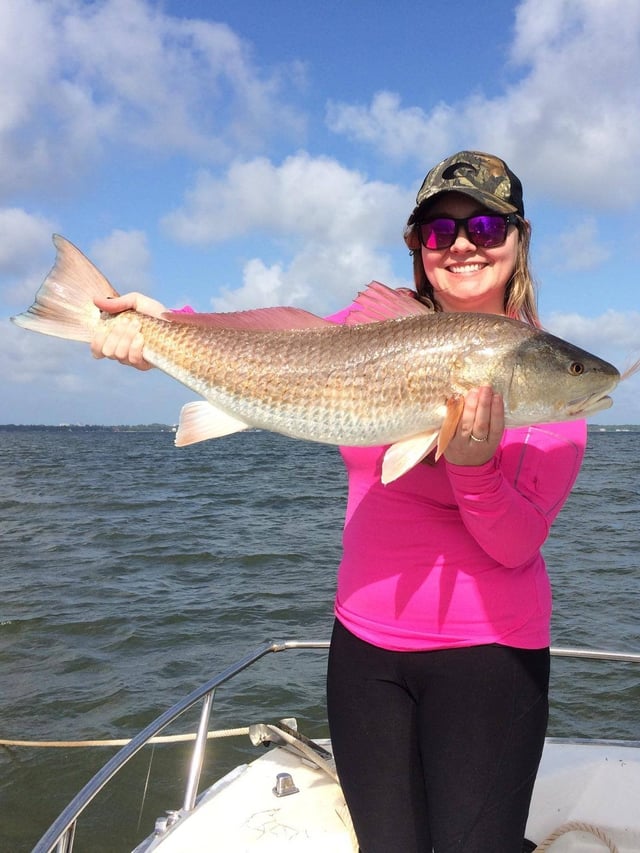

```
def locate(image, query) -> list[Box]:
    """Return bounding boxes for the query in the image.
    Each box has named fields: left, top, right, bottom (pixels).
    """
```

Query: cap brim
left=411, top=186, right=519, bottom=220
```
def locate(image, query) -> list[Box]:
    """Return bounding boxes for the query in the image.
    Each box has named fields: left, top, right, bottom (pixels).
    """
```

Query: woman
left=92, top=151, right=586, bottom=853
left=326, top=152, right=585, bottom=853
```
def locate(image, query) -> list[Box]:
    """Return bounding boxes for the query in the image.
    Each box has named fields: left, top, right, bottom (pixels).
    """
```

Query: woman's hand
left=91, top=293, right=167, bottom=371
left=444, top=386, right=504, bottom=466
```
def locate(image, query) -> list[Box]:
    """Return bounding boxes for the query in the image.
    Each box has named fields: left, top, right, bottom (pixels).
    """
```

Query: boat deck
left=527, top=739, right=640, bottom=852
left=136, top=739, right=354, bottom=852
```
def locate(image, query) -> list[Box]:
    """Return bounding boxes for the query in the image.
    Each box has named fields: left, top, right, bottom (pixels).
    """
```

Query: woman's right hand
left=91, top=293, right=168, bottom=371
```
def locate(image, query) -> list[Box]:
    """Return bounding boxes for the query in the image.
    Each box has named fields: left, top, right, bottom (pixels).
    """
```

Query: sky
left=2, top=0, right=640, bottom=426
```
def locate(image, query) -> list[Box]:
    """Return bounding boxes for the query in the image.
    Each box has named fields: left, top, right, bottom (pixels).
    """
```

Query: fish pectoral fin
left=381, top=431, right=440, bottom=484
left=175, top=401, right=251, bottom=446
left=380, top=396, right=465, bottom=482
left=434, top=395, right=465, bottom=460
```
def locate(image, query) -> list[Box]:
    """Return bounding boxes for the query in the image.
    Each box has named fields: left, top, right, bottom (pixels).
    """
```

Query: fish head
left=505, top=330, right=620, bottom=425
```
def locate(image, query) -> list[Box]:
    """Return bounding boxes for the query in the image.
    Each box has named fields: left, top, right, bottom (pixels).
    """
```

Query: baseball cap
left=408, top=151, right=525, bottom=223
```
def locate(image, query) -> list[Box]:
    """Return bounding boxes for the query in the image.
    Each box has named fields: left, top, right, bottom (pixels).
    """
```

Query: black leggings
left=326, top=620, right=549, bottom=853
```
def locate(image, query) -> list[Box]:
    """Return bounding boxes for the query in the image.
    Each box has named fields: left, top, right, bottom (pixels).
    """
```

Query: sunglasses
left=417, top=213, right=518, bottom=250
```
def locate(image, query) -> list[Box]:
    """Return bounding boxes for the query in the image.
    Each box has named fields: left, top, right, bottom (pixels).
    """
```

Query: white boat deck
left=526, top=740, right=640, bottom=851
left=135, top=737, right=640, bottom=852
left=138, top=739, right=355, bottom=852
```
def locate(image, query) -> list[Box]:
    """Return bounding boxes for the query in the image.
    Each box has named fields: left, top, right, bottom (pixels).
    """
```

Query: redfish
left=12, top=236, right=630, bottom=483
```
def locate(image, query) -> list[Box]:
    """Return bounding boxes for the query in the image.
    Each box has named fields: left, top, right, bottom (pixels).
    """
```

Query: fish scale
left=12, top=235, right=628, bottom=482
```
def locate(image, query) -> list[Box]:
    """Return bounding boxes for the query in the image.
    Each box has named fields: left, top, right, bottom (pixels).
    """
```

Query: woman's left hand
left=91, top=293, right=167, bottom=370
left=444, top=386, right=504, bottom=466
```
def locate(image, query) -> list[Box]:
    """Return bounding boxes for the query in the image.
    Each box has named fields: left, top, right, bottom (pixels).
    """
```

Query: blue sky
left=2, top=0, right=640, bottom=425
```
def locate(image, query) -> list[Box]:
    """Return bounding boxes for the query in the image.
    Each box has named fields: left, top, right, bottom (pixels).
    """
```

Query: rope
left=0, top=727, right=250, bottom=749
left=534, top=820, right=619, bottom=852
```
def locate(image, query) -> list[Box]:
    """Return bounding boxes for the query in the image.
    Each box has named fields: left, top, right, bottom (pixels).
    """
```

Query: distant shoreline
left=0, top=423, right=176, bottom=432
left=0, top=423, right=637, bottom=432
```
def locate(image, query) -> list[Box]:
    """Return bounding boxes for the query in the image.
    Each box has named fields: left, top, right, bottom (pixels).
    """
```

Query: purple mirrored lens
left=467, top=215, right=507, bottom=246
left=419, top=215, right=509, bottom=249
left=421, top=218, right=457, bottom=249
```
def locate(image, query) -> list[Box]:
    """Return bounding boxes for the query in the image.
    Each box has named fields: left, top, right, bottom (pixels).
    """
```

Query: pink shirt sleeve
left=445, top=421, right=586, bottom=567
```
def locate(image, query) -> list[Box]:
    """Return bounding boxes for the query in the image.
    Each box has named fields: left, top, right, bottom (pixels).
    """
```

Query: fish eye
left=569, top=362, right=585, bottom=376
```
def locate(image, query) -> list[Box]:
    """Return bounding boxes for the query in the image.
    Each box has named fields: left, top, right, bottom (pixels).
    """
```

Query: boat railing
left=31, top=642, right=640, bottom=853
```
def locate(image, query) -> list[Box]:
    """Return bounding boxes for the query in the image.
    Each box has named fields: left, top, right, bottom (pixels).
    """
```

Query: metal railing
left=32, top=642, right=639, bottom=853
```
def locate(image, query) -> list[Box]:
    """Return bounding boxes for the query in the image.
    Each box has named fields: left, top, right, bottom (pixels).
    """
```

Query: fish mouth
left=566, top=392, right=614, bottom=417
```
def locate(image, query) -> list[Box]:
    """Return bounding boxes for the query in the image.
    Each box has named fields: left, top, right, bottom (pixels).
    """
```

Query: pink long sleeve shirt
left=334, top=422, right=586, bottom=651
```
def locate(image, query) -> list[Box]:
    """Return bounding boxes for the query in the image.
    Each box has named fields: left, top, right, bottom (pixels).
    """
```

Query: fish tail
left=11, top=235, right=120, bottom=343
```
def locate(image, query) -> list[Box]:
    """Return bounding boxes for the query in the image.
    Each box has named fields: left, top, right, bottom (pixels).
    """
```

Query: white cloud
left=162, top=153, right=410, bottom=244
left=0, top=317, right=197, bottom=424
left=3, top=228, right=152, bottom=406
left=327, top=92, right=455, bottom=163
left=545, top=309, right=640, bottom=362
left=0, top=0, right=305, bottom=199
left=0, top=321, right=81, bottom=386
left=326, top=0, right=640, bottom=209
left=162, top=153, right=413, bottom=311
left=543, top=308, right=640, bottom=424
left=0, top=208, right=55, bottom=273
left=539, top=218, right=610, bottom=272
left=210, top=241, right=404, bottom=315
left=0, top=208, right=58, bottom=304
left=89, top=229, right=152, bottom=295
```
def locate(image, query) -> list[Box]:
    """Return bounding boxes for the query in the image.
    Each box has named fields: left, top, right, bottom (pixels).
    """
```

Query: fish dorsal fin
left=164, top=306, right=330, bottom=331
left=175, top=401, right=251, bottom=446
left=381, top=431, right=440, bottom=484
left=344, top=281, right=434, bottom=326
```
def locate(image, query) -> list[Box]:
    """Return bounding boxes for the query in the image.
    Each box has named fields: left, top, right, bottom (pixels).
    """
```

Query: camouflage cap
left=409, top=151, right=524, bottom=223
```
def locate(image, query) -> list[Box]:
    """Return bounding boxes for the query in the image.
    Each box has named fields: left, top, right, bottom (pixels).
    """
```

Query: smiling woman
left=416, top=195, right=521, bottom=314
left=326, top=151, right=591, bottom=853
left=404, top=150, right=538, bottom=326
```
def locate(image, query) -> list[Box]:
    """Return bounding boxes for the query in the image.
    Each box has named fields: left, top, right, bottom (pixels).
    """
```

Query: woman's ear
left=404, top=224, right=421, bottom=252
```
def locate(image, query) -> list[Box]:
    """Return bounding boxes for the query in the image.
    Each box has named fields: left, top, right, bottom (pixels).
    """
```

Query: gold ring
left=470, top=432, right=488, bottom=443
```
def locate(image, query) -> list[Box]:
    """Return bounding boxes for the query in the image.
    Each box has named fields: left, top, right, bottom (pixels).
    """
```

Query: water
left=0, top=427, right=638, bottom=852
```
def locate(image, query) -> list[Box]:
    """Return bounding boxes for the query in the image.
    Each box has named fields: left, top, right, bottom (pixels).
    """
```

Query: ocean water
left=0, top=426, right=638, bottom=852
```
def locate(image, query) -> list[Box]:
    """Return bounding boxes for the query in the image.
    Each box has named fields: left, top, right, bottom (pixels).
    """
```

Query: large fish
left=12, top=236, right=633, bottom=483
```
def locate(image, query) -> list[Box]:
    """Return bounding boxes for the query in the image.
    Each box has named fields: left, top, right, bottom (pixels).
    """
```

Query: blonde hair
left=404, top=216, right=540, bottom=327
